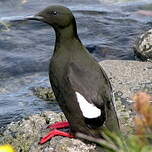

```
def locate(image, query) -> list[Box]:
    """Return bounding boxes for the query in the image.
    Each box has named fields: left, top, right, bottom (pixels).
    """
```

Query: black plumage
left=27, top=5, right=119, bottom=138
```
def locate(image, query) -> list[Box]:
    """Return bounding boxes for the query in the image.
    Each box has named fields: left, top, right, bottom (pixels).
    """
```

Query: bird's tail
left=104, top=92, right=120, bottom=134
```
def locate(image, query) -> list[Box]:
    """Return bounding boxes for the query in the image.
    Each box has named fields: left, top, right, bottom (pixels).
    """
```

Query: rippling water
left=0, top=0, right=152, bottom=128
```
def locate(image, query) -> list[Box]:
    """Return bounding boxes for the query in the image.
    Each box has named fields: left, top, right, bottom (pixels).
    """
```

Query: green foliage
left=98, top=130, right=152, bottom=152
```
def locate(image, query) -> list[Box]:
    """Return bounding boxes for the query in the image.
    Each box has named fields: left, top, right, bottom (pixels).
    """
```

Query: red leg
left=39, top=129, right=74, bottom=144
left=47, top=121, right=70, bottom=129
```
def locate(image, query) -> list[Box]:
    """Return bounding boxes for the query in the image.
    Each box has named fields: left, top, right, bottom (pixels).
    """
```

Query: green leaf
left=141, top=145, right=152, bottom=152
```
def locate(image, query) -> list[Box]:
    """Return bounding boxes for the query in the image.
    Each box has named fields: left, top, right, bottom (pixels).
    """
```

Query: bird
left=25, top=5, right=120, bottom=144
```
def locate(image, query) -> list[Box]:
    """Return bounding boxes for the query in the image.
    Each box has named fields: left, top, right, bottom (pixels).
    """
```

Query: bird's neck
left=55, top=19, right=80, bottom=46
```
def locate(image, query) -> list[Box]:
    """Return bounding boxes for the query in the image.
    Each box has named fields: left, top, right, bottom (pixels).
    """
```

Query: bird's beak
left=0, top=15, right=44, bottom=23
left=24, top=15, right=44, bottom=21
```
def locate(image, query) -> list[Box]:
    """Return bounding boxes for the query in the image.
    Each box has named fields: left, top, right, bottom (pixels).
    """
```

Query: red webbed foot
left=39, top=121, right=74, bottom=144
left=39, top=129, right=74, bottom=144
left=47, top=121, right=70, bottom=129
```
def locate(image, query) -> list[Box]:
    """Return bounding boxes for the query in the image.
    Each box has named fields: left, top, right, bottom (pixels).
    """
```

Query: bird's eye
left=51, top=11, right=57, bottom=16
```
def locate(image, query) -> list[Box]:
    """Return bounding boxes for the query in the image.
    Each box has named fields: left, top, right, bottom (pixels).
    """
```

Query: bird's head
left=29, top=5, right=75, bottom=29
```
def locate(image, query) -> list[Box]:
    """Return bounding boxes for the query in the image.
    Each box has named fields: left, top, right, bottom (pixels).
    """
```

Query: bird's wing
left=66, top=62, right=112, bottom=112
left=66, top=62, right=120, bottom=131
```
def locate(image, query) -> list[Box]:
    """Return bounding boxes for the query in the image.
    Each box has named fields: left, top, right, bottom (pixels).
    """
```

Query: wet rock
left=134, top=29, right=152, bottom=61
left=31, top=87, right=56, bottom=102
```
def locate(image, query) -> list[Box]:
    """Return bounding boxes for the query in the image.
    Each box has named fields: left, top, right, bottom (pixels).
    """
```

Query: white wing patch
left=76, top=92, right=101, bottom=118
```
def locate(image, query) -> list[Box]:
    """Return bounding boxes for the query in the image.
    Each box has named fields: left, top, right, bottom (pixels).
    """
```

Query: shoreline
left=0, top=59, right=152, bottom=151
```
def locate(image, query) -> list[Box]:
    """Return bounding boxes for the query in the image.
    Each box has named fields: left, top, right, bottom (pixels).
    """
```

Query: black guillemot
left=25, top=5, right=120, bottom=144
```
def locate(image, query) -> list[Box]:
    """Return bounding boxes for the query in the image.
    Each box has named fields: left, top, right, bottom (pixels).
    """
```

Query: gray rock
left=0, top=111, right=96, bottom=152
left=100, top=60, right=152, bottom=99
left=134, top=29, right=152, bottom=61
left=1, top=60, right=152, bottom=151
left=100, top=60, right=152, bottom=134
left=52, top=138, right=96, bottom=152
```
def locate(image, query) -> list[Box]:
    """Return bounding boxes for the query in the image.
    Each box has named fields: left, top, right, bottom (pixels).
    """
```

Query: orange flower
left=133, top=92, right=152, bottom=135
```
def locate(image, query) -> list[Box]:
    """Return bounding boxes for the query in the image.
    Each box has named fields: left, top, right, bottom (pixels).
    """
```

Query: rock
left=133, top=29, right=152, bottom=61
left=31, top=87, right=56, bottom=102
left=0, top=111, right=96, bottom=152
left=53, top=138, right=96, bottom=152
left=1, top=60, right=152, bottom=151
left=100, top=60, right=152, bottom=134
left=100, top=60, right=152, bottom=99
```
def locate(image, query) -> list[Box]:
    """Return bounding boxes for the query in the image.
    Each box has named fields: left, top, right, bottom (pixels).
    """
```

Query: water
left=0, top=0, right=152, bottom=128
